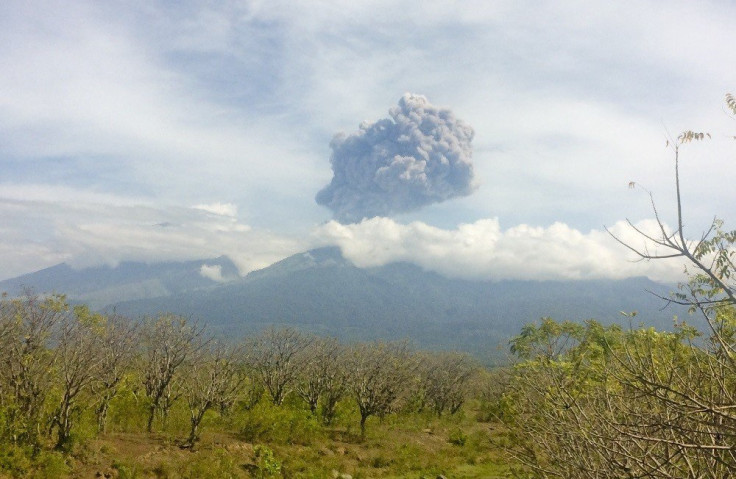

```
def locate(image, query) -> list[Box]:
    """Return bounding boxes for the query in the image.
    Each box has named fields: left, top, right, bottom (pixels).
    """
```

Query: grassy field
left=7, top=397, right=512, bottom=478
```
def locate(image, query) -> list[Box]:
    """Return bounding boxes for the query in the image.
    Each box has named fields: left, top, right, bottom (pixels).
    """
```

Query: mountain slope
left=0, top=257, right=239, bottom=308
left=106, top=247, right=686, bottom=359
left=1, top=247, right=687, bottom=360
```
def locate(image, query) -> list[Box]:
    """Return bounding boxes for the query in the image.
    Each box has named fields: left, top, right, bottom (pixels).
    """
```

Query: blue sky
left=2, top=0, right=736, bottom=282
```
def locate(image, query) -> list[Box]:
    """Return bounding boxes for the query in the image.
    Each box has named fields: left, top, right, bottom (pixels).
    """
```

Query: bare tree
left=141, top=314, right=205, bottom=432
left=344, top=340, right=416, bottom=437
left=419, top=351, right=475, bottom=416
left=50, top=305, right=109, bottom=449
left=294, top=336, right=347, bottom=423
left=607, top=127, right=736, bottom=331
left=246, top=327, right=312, bottom=406
left=0, top=292, right=67, bottom=446
left=181, top=342, right=247, bottom=448
left=92, top=313, right=138, bottom=433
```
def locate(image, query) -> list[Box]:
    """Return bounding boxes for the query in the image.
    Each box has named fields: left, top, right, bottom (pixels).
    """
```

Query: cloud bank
left=316, top=94, right=476, bottom=223
left=0, top=183, right=688, bottom=286
left=313, top=217, right=686, bottom=284
left=0, top=191, right=304, bottom=281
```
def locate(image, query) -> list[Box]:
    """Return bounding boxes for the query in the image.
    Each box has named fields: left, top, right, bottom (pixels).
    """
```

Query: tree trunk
left=96, top=399, right=110, bottom=433
left=360, top=413, right=368, bottom=438
left=147, top=404, right=156, bottom=433
left=54, top=391, right=76, bottom=450
left=184, top=409, right=207, bottom=448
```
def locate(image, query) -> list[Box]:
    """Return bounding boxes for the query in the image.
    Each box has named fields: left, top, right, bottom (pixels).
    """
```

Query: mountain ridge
left=0, top=248, right=686, bottom=360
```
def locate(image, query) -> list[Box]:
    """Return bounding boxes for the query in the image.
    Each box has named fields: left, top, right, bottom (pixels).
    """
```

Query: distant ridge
left=0, top=257, right=240, bottom=309
left=0, top=248, right=687, bottom=360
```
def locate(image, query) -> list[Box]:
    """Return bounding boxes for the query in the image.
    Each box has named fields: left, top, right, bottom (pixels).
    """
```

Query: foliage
left=502, top=314, right=736, bottom=477
left=0, top=293, right=517, bottom=478
left=180, top=447, right=241, bottom=479
left=488, top=96, right=736, bottom=477
left=238, top=399, right=323, bottom=446
left=253, top=445, right=281, bottom=478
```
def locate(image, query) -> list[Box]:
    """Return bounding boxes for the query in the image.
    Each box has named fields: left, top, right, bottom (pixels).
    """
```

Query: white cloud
left=313, top=217, right=687, bottom=283
left=199, top=264, right=225, bottom=283
left=193, top=202, right=239, bottom=218
left=0, top=195, right=304, bottom=281
left=0, top=185, right=699, bottom=286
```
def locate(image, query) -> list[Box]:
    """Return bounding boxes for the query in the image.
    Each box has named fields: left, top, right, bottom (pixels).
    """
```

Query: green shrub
left=112, top=460, right=140, bottom=479
left=448, top=428, right=467, bottom=446
left=32, top=450, right=70, bottom=479
left=0, top=445, right=32, bottom=478
left=370, top=455, right=391, bottom=468
left=238, top=402, right=322, bottom=445
left=254, top=445, right=281, bottom=478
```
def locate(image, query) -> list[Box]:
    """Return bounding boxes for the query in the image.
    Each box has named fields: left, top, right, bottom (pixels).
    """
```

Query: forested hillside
left=0, top=246, right=685, bottom=361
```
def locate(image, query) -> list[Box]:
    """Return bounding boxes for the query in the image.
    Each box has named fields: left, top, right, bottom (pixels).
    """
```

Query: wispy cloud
left=0, top=195, right=303, bottom=280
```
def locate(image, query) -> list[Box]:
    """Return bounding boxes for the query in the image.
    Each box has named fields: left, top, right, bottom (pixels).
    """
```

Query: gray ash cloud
left=316, top=94, right=476, bottom=223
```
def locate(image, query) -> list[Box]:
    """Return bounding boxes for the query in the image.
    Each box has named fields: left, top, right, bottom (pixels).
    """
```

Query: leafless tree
left=294, top=336, right=347, bottom=423
left=141, top=314, right=206, bottom=432
left=181, top=342, right=247, bottom=448
left=607, top=127, right=736, bottom=337
left=419, top=351, right=475, bottom=416
left=0, top=292, right=67, bottom=446
left=50, top=305, right=109, bottom=449
left=246, top=327, right=312, bottom=406
left=92, top=313, right=138, bottom=433
left=344, top=340, right=416, bottom=437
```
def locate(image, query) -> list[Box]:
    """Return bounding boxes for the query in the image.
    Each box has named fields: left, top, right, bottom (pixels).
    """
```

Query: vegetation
left=0, top=293, right=508, bottom=477
left=1, top=96, right=734, bottom=477
left=499, top=97, right=736, bottom=478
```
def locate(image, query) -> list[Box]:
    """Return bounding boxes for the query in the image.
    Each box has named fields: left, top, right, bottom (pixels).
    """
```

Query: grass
left=18, top=399, right=512, bottom=478
left=0, top=395, right=513, bottom=478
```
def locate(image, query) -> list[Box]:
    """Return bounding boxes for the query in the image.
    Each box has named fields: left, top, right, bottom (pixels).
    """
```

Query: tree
left=294, top=336, right=347, bottom=422
left=141, top=314, right=205, bottom=432
left=419, top=351, right=475, bottom=416
left=246, top=327, right=312, bottom=406
left=502, top=95, right=736, bottom=478
left=50, top=305, right=105, bottom=450
left=181, top=342, right=246, bottom=448
left=344, top=340, right=416, bottom=437
left=504, top=317, right=736, bottom=478
left=92, top=313, right=138, bottom=433
left=607, top=122, right=736, bottom=329
left=0, top=292, right=67, bottom=447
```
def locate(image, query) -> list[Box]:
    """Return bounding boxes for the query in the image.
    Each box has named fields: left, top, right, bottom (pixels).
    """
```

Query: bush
left=32, top=451, right=70, bottom=479
left=448, top=428, right=467, bottom=446
left=238, top=402, right=322, bottom=445
left=0, top=445, right=32, bottom=478
left=112, top=460, right=140, bottom=479
left=254, top=445, right=281, bottom=478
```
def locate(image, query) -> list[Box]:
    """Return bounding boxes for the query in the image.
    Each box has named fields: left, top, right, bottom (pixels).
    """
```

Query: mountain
left=0, top=257, right=239, bottom=309
left=0, top=247, right=687, bottom=361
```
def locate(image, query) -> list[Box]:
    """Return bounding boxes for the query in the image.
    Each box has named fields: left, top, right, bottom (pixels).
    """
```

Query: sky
left=2, top=0, right=736, bottom=283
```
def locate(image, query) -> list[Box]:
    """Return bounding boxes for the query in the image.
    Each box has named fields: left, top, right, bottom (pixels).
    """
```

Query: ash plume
left=316, top=94, right=476, bottom=223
